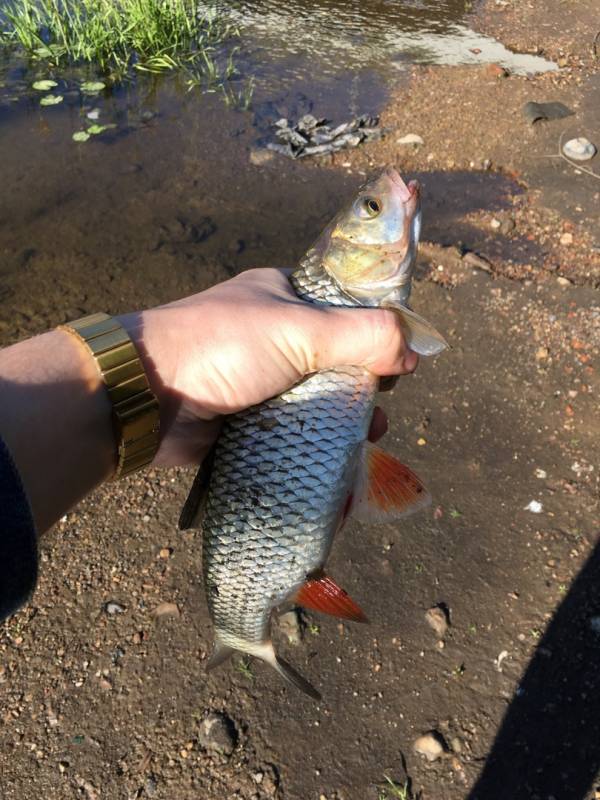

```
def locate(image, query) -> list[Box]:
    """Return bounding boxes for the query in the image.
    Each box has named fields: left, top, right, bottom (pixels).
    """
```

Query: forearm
left=0, top=329, right=116, bottom=533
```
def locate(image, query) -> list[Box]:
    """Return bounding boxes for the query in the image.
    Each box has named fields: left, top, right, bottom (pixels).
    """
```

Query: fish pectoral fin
left=382, top=302, right=448, bottom=356
left=178, top=445, right=217, bottom=530
left=206, top=641, right=236, bottom=671
left=351, top=441, right=431, bottom=523
left=274, top=655, right=322, bottom=701
left=294, top=571, right=368, bottom=623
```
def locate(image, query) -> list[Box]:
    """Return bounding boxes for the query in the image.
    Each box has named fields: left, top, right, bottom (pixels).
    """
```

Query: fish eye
left=356, top=196, right=382, bottom=219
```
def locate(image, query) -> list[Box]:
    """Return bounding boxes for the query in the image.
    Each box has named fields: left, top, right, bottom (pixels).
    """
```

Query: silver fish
left=180, top=167, right=447, bottom=699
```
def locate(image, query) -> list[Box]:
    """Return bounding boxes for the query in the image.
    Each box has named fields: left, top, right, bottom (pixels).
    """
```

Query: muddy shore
left=1, top=1, right=599, bottom=799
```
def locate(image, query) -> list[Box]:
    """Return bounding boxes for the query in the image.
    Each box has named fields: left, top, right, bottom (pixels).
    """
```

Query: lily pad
left=80, top=81, right=106, bottom=94
left=86, top=123, right=116, bottom=135
left=40, top=94, right=63, bottom=106
left=32, top=80, right=58, bottom=91
left=72, top=131, right=90, bottom=142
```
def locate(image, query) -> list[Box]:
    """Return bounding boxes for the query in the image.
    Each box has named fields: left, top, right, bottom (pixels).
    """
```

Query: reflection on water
left=204, top=0, right=556, bottom=86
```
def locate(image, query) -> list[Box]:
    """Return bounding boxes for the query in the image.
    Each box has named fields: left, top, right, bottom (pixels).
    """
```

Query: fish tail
left=272, top=654, right=322, bottom=701
left=206, top=639, right=236, bottom=670
left=207, top=634, right=321, bottom=701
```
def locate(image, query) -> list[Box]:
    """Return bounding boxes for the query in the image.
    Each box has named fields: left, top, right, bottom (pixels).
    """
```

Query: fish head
left=321, top=166, right=421, bottom=307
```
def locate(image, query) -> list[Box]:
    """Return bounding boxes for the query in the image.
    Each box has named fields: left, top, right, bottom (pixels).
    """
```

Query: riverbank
left=0, top=1, right=599, bottom=799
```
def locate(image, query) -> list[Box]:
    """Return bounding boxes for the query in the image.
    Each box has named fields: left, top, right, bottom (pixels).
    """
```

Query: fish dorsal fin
left=294, top=571, right=368, bottom=623
left=178, top=445, right=217, bottom=530
left=382, top=302, right=448, bottom=356
left=351, top=442, right=431, bottom=523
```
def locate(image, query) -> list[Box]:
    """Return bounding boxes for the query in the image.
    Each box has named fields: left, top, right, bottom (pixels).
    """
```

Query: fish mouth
left=384, top=166, right=420, bottom=204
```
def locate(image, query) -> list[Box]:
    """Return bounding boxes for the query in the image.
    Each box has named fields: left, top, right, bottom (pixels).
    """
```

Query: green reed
left=0, top=0, right=241, bottom=82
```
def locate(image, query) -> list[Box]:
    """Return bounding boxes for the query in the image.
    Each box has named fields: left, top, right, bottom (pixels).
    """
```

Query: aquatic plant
left=0, top=0, right=242, bottom=89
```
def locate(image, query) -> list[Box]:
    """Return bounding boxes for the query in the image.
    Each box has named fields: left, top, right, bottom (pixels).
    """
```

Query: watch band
left=59, top=312, right=160, bottom=478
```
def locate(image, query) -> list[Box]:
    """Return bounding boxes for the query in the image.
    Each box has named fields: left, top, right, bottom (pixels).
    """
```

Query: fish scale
left=203, top=362, right=377, bottom=650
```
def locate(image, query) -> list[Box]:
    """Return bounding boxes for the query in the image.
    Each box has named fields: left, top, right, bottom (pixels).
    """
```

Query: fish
left=179, top=167, right=447, bottom=700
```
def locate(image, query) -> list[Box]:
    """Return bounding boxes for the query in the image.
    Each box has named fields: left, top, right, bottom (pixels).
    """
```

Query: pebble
left=556, top=276, right=571, bottom=286
left=278, top=610, right=303, bottom=645
left=535, top=468, right=547, bottom=479
left=396, top=133, right=424, bottom=146
left=485, top=63, right=508, bottom=78
left=153, top=602, right=180, bottom=619
left=198, top=712, right=237, bottom=755
left=562, top=137, right=596, bottom=162
left=414, top=731, right=447, bottom=761
left=249, top=148, right=274, bottom=166
left=425, top=606, right=450, bottom=639
left=524, top=500, right=543, bottom=513
left=105, top=602, right=125, bottom=615
left=159, top=548, right=171, bottom=559
left=535, top=347, right=549, bottom=361
left=490, top=218, right=502, bottom=230
left=559, top=232, right=574, bottom=246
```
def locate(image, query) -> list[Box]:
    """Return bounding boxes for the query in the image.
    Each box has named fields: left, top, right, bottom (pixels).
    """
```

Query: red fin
left=352, top=442, right=431, bottom=523
left=295, top=572, right=368, bottom=623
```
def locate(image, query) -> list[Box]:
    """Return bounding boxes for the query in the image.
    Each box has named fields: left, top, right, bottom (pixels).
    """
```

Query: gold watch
left=59, top=312, right=160, bottom=478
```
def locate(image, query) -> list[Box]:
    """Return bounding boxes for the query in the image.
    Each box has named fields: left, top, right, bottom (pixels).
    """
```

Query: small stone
left=153, top=602, right=180, bottom=619
left=500, top=218, right=516, bottom=236
left=396, top=133, right=424, bottom=146
left=253, top=772, right=264, bottom=784
left=414, top=731, right=447, bottom=762
left=559, top=232, right=574, bottom=246
left=105, top=602, right=125, bottom=615
left=486, top=63, right=508, bottom=78
left=278, top=610, right=302, bottom=645
left=58, top=761, right=69, bottom=773
left=535, top=347, right=549, bottom=361
left=417, top=437, right=427, bottom=446
left=490, top=218, right=501, bottom=230
left=425, top=606, right=450, bottom=639
left=249, top=148, right=274, bottom=166
left=198, top=712, right=237, bottom=755
left=159, top=548, right=171, bottom=559
left=556, top=276, right=571, bottom=286
left=562, top=137, right=596, bottom=162
left=525, top=500, right=543, bottom=513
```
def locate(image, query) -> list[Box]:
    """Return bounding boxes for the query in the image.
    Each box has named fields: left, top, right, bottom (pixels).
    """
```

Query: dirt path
left=1, top=1, right=599, bottom=799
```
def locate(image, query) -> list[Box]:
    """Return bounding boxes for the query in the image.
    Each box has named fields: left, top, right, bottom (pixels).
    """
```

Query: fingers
left=309, top=305, right=419, bottom=377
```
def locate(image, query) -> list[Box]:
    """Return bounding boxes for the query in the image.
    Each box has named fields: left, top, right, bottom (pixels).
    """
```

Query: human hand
left=120, top=268, right=418, bottom=467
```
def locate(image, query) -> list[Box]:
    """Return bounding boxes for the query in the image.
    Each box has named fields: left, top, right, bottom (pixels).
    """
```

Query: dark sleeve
left=0, top=434, right=38, bottom=621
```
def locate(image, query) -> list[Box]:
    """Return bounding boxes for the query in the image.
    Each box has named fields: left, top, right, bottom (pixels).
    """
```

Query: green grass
left=0, top=0, right=246, bottom=90
left=235, top=657, right=254, bottom=681
left=378, top=776, right=412, bottom=800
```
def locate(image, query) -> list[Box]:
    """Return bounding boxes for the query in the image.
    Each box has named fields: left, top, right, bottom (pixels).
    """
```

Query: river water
left=0, top=1, right=552, bottom=335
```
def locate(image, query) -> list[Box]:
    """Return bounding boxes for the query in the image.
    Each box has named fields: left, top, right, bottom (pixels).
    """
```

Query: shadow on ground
left=469, top=541, right=600, bottom=800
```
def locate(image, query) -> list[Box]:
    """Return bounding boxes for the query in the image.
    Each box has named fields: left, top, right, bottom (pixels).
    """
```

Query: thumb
left=308, top=305, right=419, bottom=376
